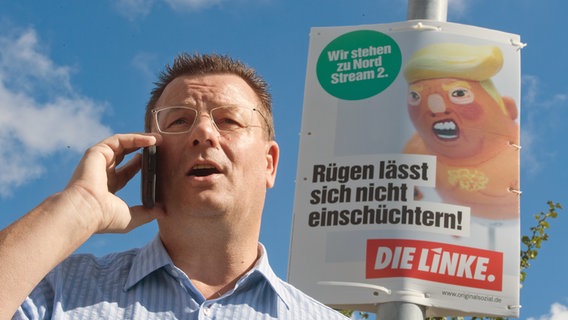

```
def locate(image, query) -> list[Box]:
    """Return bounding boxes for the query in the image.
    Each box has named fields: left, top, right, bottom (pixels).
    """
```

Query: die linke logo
left=366, top=239, right=503, bottom=291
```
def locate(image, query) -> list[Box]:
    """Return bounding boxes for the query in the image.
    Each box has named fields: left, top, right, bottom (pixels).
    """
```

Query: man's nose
left=194, top=113, right=216, bottom=131
left=189, top=114, right=218, bottom=146
left=427, top=94, right=446, bottom=114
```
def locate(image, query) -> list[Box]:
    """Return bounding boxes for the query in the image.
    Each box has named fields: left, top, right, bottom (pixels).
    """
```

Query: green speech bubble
left=317, top=30, right=401, bottom=100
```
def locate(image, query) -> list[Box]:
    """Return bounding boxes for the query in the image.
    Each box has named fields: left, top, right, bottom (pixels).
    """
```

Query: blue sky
left=0, top=0, right=567, bottom=319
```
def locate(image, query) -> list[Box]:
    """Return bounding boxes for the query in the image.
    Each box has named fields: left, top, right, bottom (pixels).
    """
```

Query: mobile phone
left=141, top=145, right=157, bottom=208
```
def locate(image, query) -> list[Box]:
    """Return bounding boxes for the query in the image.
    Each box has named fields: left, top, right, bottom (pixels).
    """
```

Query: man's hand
left=0, top=133, right=162, bottom=319
left=65, top=133, right=164, bottom=234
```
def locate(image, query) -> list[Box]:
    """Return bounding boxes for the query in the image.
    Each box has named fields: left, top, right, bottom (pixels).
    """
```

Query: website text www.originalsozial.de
left=441, top=290, right=502, bottom=303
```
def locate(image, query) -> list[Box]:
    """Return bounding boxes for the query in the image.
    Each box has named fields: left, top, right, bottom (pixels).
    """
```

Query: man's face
left=151, top=74, right=279, bottom=221
left=407, top=78, right=517, bottom=158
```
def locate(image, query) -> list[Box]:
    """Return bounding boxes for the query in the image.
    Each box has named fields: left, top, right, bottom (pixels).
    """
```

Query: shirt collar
left=245, top=243, right=292, bottom=309
left=124, top=235, right=173, bottom=291
left=123, top=236, right=291, bottom=308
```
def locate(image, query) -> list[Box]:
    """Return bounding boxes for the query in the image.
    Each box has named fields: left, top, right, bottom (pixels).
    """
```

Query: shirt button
left=203, top=305, right=211, bottom=317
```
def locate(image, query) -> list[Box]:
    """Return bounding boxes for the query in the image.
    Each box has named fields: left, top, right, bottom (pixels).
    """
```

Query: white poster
left=288, top=20, right=521, bottom=318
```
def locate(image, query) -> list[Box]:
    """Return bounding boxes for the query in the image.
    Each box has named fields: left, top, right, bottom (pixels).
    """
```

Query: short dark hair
left=145, top=53, right=274, bottom=140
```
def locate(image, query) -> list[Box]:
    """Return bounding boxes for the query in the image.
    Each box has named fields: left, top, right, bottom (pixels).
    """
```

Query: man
left=0, top=53, right=348, bottom=319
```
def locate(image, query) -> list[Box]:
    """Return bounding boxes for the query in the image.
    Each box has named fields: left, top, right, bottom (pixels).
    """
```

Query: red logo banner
left=366, top=239, right=503, bottom=291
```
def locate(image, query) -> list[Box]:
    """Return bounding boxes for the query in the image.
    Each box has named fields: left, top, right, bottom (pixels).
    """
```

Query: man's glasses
left=152, top=105, right=266, bottom=135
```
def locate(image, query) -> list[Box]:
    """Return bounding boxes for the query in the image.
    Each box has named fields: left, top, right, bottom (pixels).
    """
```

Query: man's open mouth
left=432, top=120, right=459, bottom=140
left=188, top=164, right=220, bottom=177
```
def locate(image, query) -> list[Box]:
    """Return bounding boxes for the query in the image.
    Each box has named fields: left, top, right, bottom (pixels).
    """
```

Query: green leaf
left=540, top=221, right=550, bottom=229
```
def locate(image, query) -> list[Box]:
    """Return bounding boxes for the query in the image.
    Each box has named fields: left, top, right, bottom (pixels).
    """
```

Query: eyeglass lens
left=156, top=106, right=253, bottom=133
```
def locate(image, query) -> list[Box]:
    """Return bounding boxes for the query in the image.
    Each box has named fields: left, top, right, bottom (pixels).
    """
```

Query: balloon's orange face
left=407, top=78, right=518, bottom=159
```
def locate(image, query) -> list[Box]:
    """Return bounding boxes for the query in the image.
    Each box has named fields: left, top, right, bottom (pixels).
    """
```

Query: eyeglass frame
left=150, top=105, right=269, bottom=136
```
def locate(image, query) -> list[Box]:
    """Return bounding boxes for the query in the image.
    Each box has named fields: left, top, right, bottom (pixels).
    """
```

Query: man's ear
left=265, top=141, right=279, bottom=188
left=503, top=96, right=518, bottom=120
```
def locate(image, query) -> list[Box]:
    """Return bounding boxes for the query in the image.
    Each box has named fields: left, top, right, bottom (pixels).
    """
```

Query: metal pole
left=375, top=2, right=448, bottom=319
left=407, top=0, right=448, bottom=22
left=376, top=302, right=426, bottom=320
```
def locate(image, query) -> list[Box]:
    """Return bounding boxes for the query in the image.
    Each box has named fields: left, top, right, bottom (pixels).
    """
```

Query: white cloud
left=523, top=75, right=568, bottom=109
left=131, top=52, right=159, bottom=81
left=448, top=0, right=469, bottom=18
left=0, top=28, right=112, bottom=196
left=163, top=0, right=222, bottom=11
left=114, top=0, right=271, bottom=19
left=113, top=0, right=220, bottom=19
left=113, top=0, right=155, bottom=20
left=527, top=302, right=568, bottom=320
left=519, top=75, right=568, bottom=176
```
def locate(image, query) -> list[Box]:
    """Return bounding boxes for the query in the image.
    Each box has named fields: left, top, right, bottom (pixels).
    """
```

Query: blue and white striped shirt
left=14, top=236, right=348, bottom=319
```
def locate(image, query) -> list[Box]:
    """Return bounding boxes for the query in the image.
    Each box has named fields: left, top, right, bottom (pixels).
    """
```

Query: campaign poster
left=288, top=20, right=522, bottom=318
